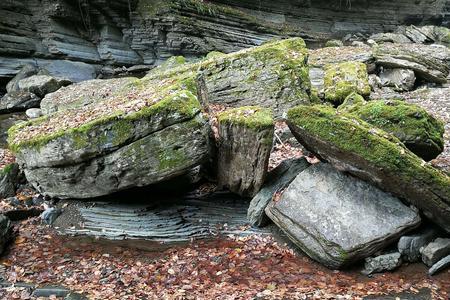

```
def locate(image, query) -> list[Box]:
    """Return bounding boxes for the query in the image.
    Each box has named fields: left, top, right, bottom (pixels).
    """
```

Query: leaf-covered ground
left=0, top=219, right=449, bottom=299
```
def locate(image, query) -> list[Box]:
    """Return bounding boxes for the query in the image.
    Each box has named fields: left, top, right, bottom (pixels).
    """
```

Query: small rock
left=362, top=252, right=402, bottom=275
left=32, top=195, right=44, bottom=206
left=41, top=208, right=62, bottom=225
left=379, top=68, right=416, bottom=91
left=25, top=108, right=43, bottom=119
left=421, top=238, right=450, bottom=266
left=325, top=40, right=344, bottom=47
left=0, top=214, right=13, bottom=255
left=428, top=254, right=450, bottom=276
left=398, top=227, right=440, bottom=262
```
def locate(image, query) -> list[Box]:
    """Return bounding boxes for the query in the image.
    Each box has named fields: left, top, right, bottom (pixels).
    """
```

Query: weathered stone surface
left=374, top=43, right=450, bottom=84
left=287, top=105, right=450, bottom=233
left=247, top=158, right=310, bottom=227
left=8, top=71, right=210, bottom=199
left=25, top=108, right=43, bottom=119
left=362, top=252, right=403, bottom=275
left=398, top=227, right=440, bottom=262
left=396, top=25, right=450, bottom=46
left=0, top=163, right=20, bottom=199
left=421, top=238, right=450, bottom=266
left=6, top=64, right=38, bottom=93
left=323, top=61, right=370, bottom=104
left=40, top=77, right=136, bottom=115
left=0, top=214, right=12, bottom=255
left=17, top=75, right=71, bottom=98
left=325, top=40, right=344, bottom=47
left=0, top=91, right=41, bottom=113
left=199, top=38, right=311, bottom=117
left=379, top=68, right=416, bottom=91
left=217, top=107, right=274, bottom=198
left=345, top=99, right=445, bottom=161
left=369, top=32, right=412, bottom=44
left=265, top=163, right=420, bottom=269
left=429, top=254, right=450, bottom=276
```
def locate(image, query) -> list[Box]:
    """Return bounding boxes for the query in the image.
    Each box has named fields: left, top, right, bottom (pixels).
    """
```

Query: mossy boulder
left=323, top=62, right=370, bottom=105
left=8, top=71, right=210, bottom=199
left=216, top=106, right=274, bottom=197
left=287, top=105, right=450, bottom=233
left=345, top=99, right=445, bottom=161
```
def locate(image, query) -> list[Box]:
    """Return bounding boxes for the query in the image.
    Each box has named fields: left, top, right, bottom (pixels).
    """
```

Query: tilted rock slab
left=373, top=43, right=450, bottom=84
left=216, top=107, right=274, bottom=198
left=265, top=163, right=420, bottom=269
left=287, top=105, right=450, bottom=233
left=8, top=73, right=210, bottom=199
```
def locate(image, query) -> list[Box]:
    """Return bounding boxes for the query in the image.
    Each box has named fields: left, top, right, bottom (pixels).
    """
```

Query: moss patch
left=323, top=62, right=370, bottom=105
left=218, top=106, right=274, bottom=131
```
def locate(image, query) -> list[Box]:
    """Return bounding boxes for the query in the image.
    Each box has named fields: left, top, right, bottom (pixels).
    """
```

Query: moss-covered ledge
left=287, top=104, right=450, bottom=233
left=8, top=72, right=204, bottom=169
left=217, top=106, right=274, bottom=131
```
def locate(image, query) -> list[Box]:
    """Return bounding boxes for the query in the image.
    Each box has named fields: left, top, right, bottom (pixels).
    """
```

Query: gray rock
left=41, top=208, right=62, bottom=225
left=265, top=163, right=420, bottom=269
left=287, top=105, right=450, bottom=233
left=374, top=43, right=450, bottom=84
left=6, top=64, right=38, bottom=93
left=32, top=286, right=70, bottom=298
left=398, top=227, right=440, bottom=262
left=428, top=254, right=450, bottom=276
left=17, top=75, right=72, bottom=98
left=247, top=158, right=310, bottom=227
left=325, top=40, right=344, bottom=47
left=369, top=33, right=412, bottom=44
left=421, top=238, right=450, bottom=266
left=0, top=214, right=12, bottom=255
left=0, top=163, right=20, bottom=199
left=379, top=68, right=416, bottom=91
left=217, top=107, right=274, bottom=198
left=37, top=60, right=97, bottom=83
left=25, top=108, right=43, bottom=119
left=0, top=91, right=41, bottom=113
left=362, top=252, right=403, bottom=275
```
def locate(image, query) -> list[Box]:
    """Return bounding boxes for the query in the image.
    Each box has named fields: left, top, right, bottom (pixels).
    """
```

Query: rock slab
left=265, top=163, right=420, bottom=269
left=421, top=238, right=450, bottom=266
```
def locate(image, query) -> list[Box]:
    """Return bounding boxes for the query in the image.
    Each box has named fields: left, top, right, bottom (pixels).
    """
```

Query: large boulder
left=6, top=64, right=38, bottom=93
left=265, top=163, right=420, bottom=269
left=17, top=75, right=71, bottom=98
left=8, top=72, right=210, bottom=199
left=216, top=106, right=274, bottom=197
left=344, top=99, right=445, bottom=161
left=247, top=158, right=310, bottom=227
left=373, top=43, right=450, bottom=84
left=323, top=62, right=371, bottom=105
left=287, top=105, right=450, bottom=233
left=198, top=38, right=311, bottom=117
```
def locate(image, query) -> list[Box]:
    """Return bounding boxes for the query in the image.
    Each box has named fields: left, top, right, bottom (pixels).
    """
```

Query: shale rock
left=369, top=32, right=412, bottom=44
left=362, top=252, right=403, bottom=275
left=0, top=162, right=20, bottom=199
left=398, top=227, right=440, bottom=262
left=6, top=64, right=39, bottom=93
left=429, top=255, right=450, bottom=276
left=0, top=91, right=41, bottom=113
left=345, top=99, right=445, bottom=161
left=265, top=163, right=420, bottom=269
left=247, top=158, right=310, bottom=227
left=0, top=214, right=12, bottom=255
left=379, top=68, right=416, bottom=91
left=17, top=75, right=71, bottom=98
left=421, top=238, right=450, bottom=266
left=217, top=107, right=274, bottom=198
left=374, top=43, right=450, bottom=84
left=287, top=105, right=450, bottom=233
left=8, top=72, right=210, bottom=199
left=323, top=62, right=370, bottom=104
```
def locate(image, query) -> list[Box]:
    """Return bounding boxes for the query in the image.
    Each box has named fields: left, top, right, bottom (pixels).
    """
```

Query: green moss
left=206, top=51, right=225, bottom=59
left=338, top=92, right=366, bottom=111
left=287, top=105, right=450, bottom=193
left=323, top=62, right=370, bottom=105
left=345, top=99, right=445, bottom=160
left=0, top=163, right=15, bottom=176
left=217, top=106, right=274, bottom=131
left=158, top=147, right=187, bottom=171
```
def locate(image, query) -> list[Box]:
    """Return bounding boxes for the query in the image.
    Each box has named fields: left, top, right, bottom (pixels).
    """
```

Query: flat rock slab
left=429, top=254, right=450, bottom=275
left=53, top=192, right=265, bottom=243
left=265, top=163, right=420, bottom=269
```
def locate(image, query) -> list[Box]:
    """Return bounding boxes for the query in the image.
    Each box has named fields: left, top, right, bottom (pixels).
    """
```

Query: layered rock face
left=1, top=0, right=448, bottom=85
